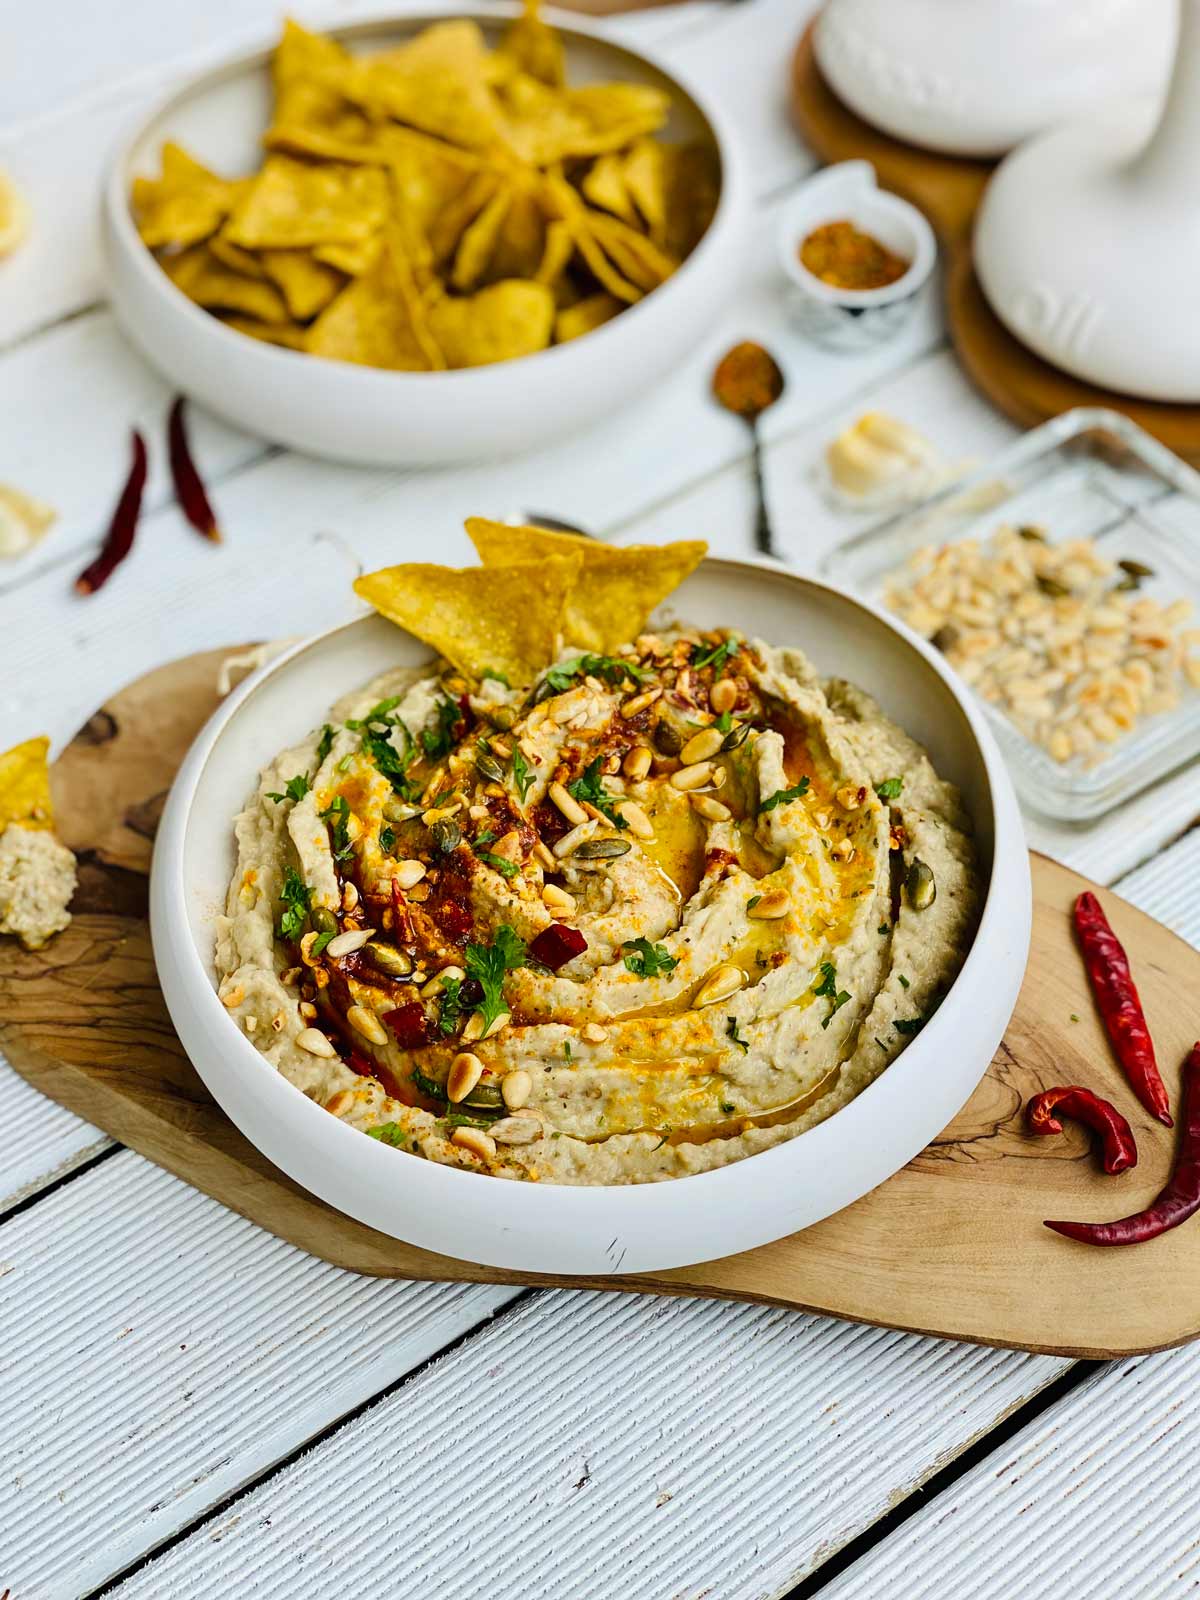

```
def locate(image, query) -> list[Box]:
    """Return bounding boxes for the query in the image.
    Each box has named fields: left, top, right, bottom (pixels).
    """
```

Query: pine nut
left=670, top=760, right=714, bottom=792
left=342, top=881, right=359, bottom=911
left=299, top=932, right=322, bottom=966
left=748, top=889, right=789, bottom=919
left=502, top=1069, right=532, bottom=1110
left=447, top=1051, right=484, bottom=1103
left=296, top=1027, right=336, bottom=1057
left=710, top=678, right=738, bottom=714
left=621, top=686, right=662, bottom=717
left=420, top=964, right=465, bottom=997
left=680, top=726, right=724, bottom=765
left=245, top=1015, right=259, bottom=1033
left=393, top=859, right=426, bottom=890
left=690, top=795, right=731, bottom=822
left=325, top=1091, right=353, bottom=1117
left=461, top=1011, right=485, bottom=1042
left=492, top=1115, right=543, bottom=1145
left=542, top=883, right=577, bottom=916
left=694, top=965, right=745, bottom=1008
left=549, top=781, right=588, bottom=827
left=482, top=1010, right=511, bottom=1038
left=623, top=745, right=653, bottom=782
left=553, top=819, right=597, bottom=858
left=451, top=1127, right=496, bottom=1160
left=325, top=928, right=375, bottom=959
left=616, top=799, right=654, bottom=838
left=533, top=840, right=557, bottom=870
left=348, top=1004, right=388, bottom=1045
left=299, top=1001, right=317, bottom=1019
left=581, top=1022, right=608, bottom=1043
left=832, top=838, right=856, bottom=863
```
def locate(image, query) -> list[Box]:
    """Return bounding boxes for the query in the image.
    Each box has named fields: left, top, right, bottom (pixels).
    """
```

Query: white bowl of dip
left=149, top=556, right=1030, bottom=1275
left=101, top=6, right=749, bottom=466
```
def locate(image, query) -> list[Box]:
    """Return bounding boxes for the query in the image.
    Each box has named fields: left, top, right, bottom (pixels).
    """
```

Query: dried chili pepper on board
left=1027, top=1086, right=1137, bottom=1176
left=167, top=396, right=220, bottom=542
left=1073, top=891, right=1172, bottom=1127
left=74, top=429, right=148, bottom=596
left=1046, top=1044, right=1200, bottom=1246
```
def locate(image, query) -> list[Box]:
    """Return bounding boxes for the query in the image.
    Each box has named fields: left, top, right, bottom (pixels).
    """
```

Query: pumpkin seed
left=431, top=815, right=462, bottom=853
left=474, top=747, right=505, bottom=783
left=654, top=722, right=683, bottom=756
left=1017, top=524, right=1046, bottom=542
left=721, top=720, right=751, bottom=751
left=462, top=1080, right=505, bottom=1111
left=365, top=941, right=414, bottom=978
left=905, top=857, right=936, bottom=911
left=310, top=906, right=338, bottom=935
left=573, top=836, right=633, bottom=860
left=931, top=624, right=960, bottom=653
left=1118, top=558, right=1155, bottom=579
left=1036, top=575, right=1071, bottom=599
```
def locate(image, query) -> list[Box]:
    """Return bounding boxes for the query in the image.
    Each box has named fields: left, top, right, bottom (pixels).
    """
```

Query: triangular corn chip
left=0, top=735, right=54, bottom=831
left=465, top=520, right=707, bottom=653
left=354, top=553, right=583, bottom=684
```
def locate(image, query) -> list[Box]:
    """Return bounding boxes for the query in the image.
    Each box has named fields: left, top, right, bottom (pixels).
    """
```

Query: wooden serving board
left=789, top=17, right=1200, bottom=464
left=4, top=649, right=1200, bottom=1359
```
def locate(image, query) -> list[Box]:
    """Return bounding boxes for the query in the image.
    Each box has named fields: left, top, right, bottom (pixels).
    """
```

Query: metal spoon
left=712, top=341, right=785, bottom=558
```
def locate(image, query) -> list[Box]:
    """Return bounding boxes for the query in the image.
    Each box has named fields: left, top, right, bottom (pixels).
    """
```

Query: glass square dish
left=823, top=408, right=1200, bottom=822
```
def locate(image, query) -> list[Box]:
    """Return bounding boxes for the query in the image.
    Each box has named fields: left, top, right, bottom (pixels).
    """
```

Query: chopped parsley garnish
left=314, top=724, right=335, bottom=766
left=360, top=722, right=416, bottom=798
left=568, top=756, right=627, bottom=828
left=726, top=1016, right=749, bottom=1054
left=692, top=635, right=741, bottom=673
left=623, top=938, right=678, bottom=978
left=536, top=653, right=649, bottom=701
left=366, top=1122, right=407, bottom=1146
left=875, top=777, right=904, bottom=801
left=445, top=1109, right=498, bottom=1131
left=437, top=976, right=465, bottom=1036
left=411, top=1064, right=446, bottom=1100
left=277, top=868, right=313, bottom=942
left=311, top=930, right=335, bottom=957
left=898, top=974, right=910, bottom=989
left=481, top=668, right=510, bottom=687
left=420, top=696, right=465, bottom=760
left=320, top=795, right=355, bottom=862
left=476, top=849, right=520, bottom=880
left=720, top=1101, right=736, bottom=1115
left=1070, top=1013, right=1080, bottom=1024
left=894, top=1017, right=925, bottom=1037
left=759, top=777, right=810, bottom=814
left=747, top=895, right=762, bottom=912
left=511, top=746, right=535, bottom=803
left=715, top=710, right=733, bottom=734
left=564, top=1040, right=573, bottom=1063
left=267, top=773, right=311, bottom=805
left=346, top=695, right=402, bottom=730
left=652, top=1131, right=670, bottom=1150
left=813, top=961, right=851, bottom=1029
left=379, top=825, right=396, bottom=853
left=878, top=923, right=890, bottom=936
left=464, top=924, right=527, bottom=1032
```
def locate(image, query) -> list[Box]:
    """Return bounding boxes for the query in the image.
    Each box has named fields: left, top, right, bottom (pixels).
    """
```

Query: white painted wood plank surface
left=0, top=1070, right=106, bottom=1212
left=818, top=1348, right=1198, bottom=1600
left=0, top=1150, right=519, bottom=1599
left=107, top=1290, right=1064, bottom=1600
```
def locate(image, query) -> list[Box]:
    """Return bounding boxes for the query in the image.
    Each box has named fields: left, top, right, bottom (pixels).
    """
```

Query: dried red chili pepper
left=1073, top=891, right=1172, bottom=1127
left=1027, top=1086, right=1137, bottom=1176
left=1046, top=1044, right=1200, bottom=1246
left=383, top=1001, right=430, bottom=1050
left=74, top=429, right=148, bottom=596
left=528, top=922, right=587, bottom=971
left=167, top=396, right=220, bottom=542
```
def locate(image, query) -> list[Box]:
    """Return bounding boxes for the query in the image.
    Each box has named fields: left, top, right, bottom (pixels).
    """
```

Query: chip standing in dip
left=214, top=527, right=980, bottom=1185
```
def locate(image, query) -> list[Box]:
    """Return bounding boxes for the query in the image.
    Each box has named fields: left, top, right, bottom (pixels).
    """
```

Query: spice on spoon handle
left=1073, top=891, right=1172, bottom=1127
left=74, top=429, right=148, bottom=596
left=168, top=395, right=221, bottom=542
left=1046, top=1044, right=1200, bottom=1246
left=1027, top=1086, right=1137, bottom=1175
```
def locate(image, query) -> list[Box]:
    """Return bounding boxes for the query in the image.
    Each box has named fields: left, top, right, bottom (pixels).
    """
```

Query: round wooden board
left=4, top=650, right=1200, bottom=1357
left=789, top=17, right=1200, bottom=463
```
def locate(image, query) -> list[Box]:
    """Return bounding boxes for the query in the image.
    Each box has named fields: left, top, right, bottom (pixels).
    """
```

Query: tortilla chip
left=449, top=186, right=511, bottom=291
left=354, top=554, right=583, bottom=684
left=660, top=142, right=720, bottom=260
left=465, top=520, right=707, bottom=653
left=485, top=178, right=548, bottom=282
left=0, top=735, right=54, bottom=831
left=546, top=183, right=642, bottom=304
left=427, top=279, right=554, bottom=368
left=221, top=315, right=309, bottom=350
left=225, top=156, right=389, bottom=249
left=366, top=21, right=499, bottom=149
left=306, top=231, right=444, bottom=369
left=534, top=217, right=575, bottom=288
left=588, top=212, right=677, bottom=293
left=209, top=233, right=269, bottom=278
left=133, top=143, right=248, bottom=249
left=426, top=169, right=502, bottom=268
left=498, top=0, right=565, bottom=88
left=555, top=291, right=621, bottom=343
left=581, top=153, right=637, bottom=224
left=266, top=19, right=377, bottom=161
left=163, top=246, right=290, bottom=322
left=313, top=235, right=383, bottom=276
left=260, top=249, right=344, bottom=319
left=387, top=127, right=483, bottom=235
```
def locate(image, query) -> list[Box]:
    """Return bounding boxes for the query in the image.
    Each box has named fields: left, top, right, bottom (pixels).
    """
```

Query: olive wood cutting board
left=4, top=648, right=1200, bottom=1359
left=788, top=16, right=1200, bottom=464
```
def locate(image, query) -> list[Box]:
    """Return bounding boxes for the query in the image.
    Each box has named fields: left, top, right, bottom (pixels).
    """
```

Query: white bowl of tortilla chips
left=150, top=529, right=1030, bottom=1276
left=102, top=6, right=748, bottom=465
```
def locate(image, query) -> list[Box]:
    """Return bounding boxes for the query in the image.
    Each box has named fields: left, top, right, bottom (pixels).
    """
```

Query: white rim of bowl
left=103, top=3, right=749, bottom=385
left=158, top=554, right=1024, bottom=1217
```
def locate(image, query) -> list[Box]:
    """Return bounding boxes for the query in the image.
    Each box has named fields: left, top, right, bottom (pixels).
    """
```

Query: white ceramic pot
left=976, top=0, right=1200, bottom=401
left=102, top=6, right=749, bottom=466
left=814, top=0, right=1174, bottom=158
left=149, top=558, right=1031, bottom=1276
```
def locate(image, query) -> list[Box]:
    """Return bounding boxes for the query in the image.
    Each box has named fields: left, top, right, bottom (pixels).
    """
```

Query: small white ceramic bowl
left=102, top=5, right=749, bottom=466
left=777, top=161, right=936, bottom=352
left=150, top=557, right=1030, bottom=1276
